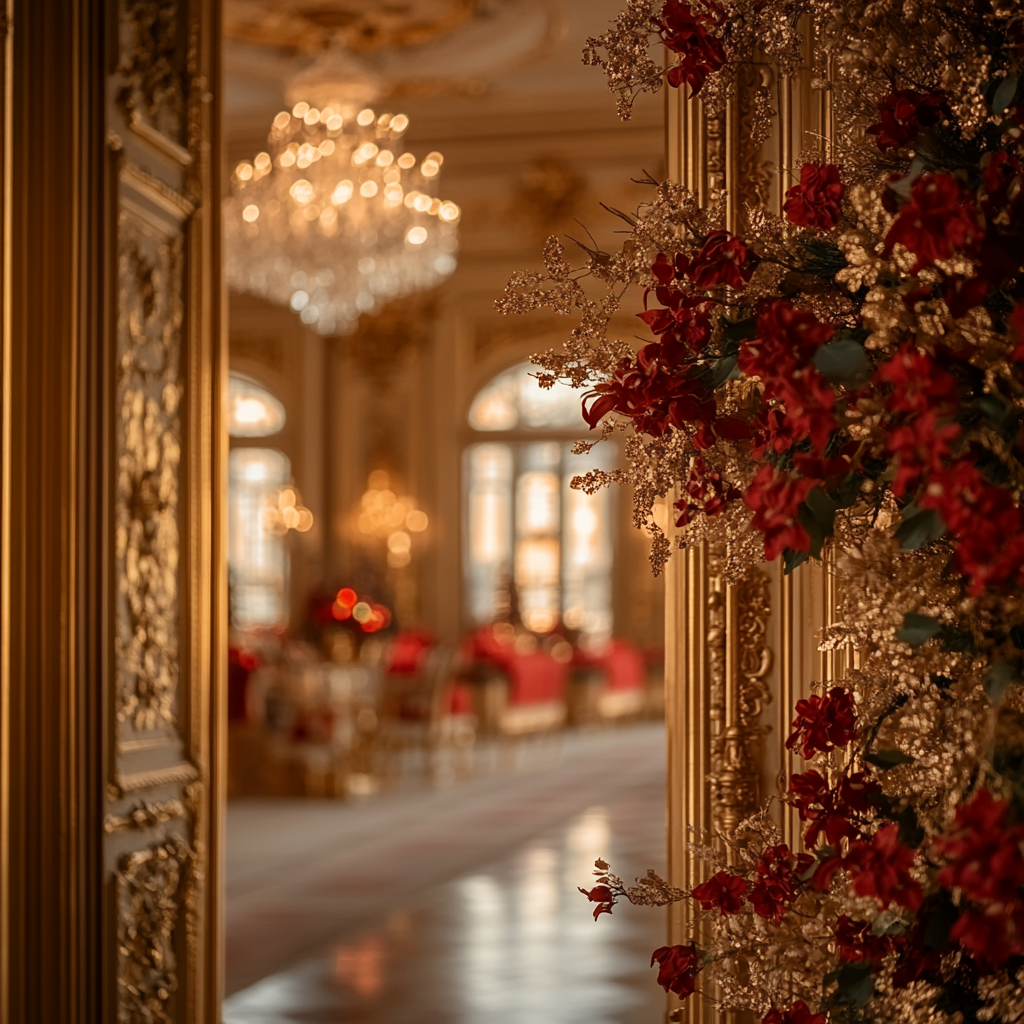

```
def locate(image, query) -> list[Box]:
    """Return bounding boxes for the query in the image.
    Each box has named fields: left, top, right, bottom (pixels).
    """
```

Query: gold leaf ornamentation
left=115, top=215, right=183, bottom=733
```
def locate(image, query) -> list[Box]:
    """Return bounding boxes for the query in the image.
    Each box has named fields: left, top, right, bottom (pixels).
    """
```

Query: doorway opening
left=220, top=2, right=666, bottom=1019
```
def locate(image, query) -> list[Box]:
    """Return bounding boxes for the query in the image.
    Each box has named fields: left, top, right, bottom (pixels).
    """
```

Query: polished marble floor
left=223, top=724, right=668, bottom=1024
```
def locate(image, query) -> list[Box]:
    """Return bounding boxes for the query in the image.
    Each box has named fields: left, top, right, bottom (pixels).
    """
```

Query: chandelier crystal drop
left=224, top=100, right=460, bottom=336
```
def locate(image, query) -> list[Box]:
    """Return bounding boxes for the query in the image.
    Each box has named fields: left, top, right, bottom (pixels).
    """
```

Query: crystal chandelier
left=224, top=98, right=460, bottom=336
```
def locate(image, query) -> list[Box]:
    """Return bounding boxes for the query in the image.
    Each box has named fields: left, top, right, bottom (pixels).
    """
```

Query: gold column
left=664, top=24, right=838, bottom=1018
left=0, top=0, right=225, bottom=1019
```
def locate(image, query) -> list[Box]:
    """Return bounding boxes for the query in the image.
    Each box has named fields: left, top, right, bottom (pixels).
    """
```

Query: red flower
left=582, top=347, right=716, bottom=438
left=579, top=884, right=618, bottom=920
left=638, top=282, right=714, bottom=359
left=834, top=915, right=891, bottom=964
left=761, top=1000, right=827, bottom=1024
left=783, top=164, right=845, bottom=230
left=743, top=466, right=814, bottom=561
left=950, top=902, right=1024, bottom=966
left=919, top=460, right=1024, bottom=594
left=691, top=870, right=750, bottom=915
left=1009, top=300, right=1024, bottom=362
left=884, top=173, right=981, bottom=271
left=789, top=769, right=880, bottom=849
left=749, top=844, right=813, bottom=925
left=674, top=456, right=741, bottom=527
left=874, top=341, right=960, bottom=416
left=651, top=943, right=701, bottom=999
left=739, top=301, right=837, bottom=453
left=786, top=686, right=857, bottom=759
left=934, top=789, right=1024, bottom=906
left=815, top=824, right=923, bottom=911
left=741, top=300, right=835, bottom=382
left=659, top=1, right=727, bottom=97
left=886, top=410, right=961, bottom=498
left=688, top=229, right=754, bottom=290
left=867, top=89, right=949, bottom=152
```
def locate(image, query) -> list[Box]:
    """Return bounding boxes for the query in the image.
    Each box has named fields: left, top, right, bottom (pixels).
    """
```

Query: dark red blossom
left=980, top=149, right=1024, bottom=226
left=659, top=1, right=727, bottom=97
left=739, top=300, right=837, bottom=453
left=786, top=686, right=857, bottom=759
left=691, top=870, right=750, bottom=915
left=886, top=410, right=961, bottom=498
left=867, top=89, right=949, bottom=152
left=783, top=164, right=845, bottom=230
left=761, top=1000, right=827, bottom=1024
left=743, top=466, right=814, bottom=561
left=814, top=823, right=923, bottom=911
left=789, top=769, right=881, bottom=849
left=884, top=173, right=981, bottom=271
left=1010, top=300, right=1024, bottom=362
left=651, top=943, right=701, bottom=999
left=740, top=300, right=835, bottom=382
left=874, top=341, right=960, bottom=417
left=749, top=844, right=814, bottom=925
left=674, top=456, right=741, bottom=527
left=934, top=789, right=1024, bottom=907
left=950, top=902, right=1024, bottom=966
left=579, top=884, right=618, bottom=920
left=919, top=459, right=1024, bottom=593
left=834, top=915, right=891, bottom=964
left=688, top=229, right=754, bottom=290
left=638, top=284, right=714, bottom=359
left=582, top=347, right=716, bottom=437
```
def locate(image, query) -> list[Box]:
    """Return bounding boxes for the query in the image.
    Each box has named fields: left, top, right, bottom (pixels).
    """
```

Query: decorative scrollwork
left=118, top=0, right=185, bottom=142
left=115, top=214, right=182, bottom=733
left=709, top=557, right=773, bottom=838
left=104, top=798, right=185, bottom=834
left=115, top=834, right=193, bottom=1024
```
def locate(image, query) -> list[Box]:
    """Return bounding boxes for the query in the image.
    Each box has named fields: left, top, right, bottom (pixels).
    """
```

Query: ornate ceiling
left=224, top=0, right=479, bottom=54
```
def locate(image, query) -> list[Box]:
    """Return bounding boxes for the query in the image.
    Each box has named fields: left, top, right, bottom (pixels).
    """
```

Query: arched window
left=464, top=362, right=614, bottom=637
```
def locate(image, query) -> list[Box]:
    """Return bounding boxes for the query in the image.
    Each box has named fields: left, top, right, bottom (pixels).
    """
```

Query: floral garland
left=499, top=1, right=1024, bottom=1020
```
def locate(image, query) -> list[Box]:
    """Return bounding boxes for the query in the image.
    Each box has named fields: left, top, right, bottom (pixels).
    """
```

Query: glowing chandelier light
left=224, top=99, right=460, bottom=336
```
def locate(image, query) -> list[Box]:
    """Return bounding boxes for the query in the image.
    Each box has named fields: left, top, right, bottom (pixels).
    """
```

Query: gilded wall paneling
left=664, top=24, right=838, bottom=1019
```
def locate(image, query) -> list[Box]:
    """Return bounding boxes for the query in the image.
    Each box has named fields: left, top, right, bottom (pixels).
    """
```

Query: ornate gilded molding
left=115, top=762, right=200, bottom=797
left=104, top=799, right=186, bottom=834
left=115, top=213, right=183, bottom=735
left=707, top=553, right=773, bottom=839
left=117, top=0, right=186, bottom=145
left=115, top=835, right=194, bottom=1024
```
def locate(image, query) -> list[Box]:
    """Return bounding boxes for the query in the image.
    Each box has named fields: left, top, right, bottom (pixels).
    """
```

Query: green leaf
left=923, top=892, right=959, bottom=952
left=723, top=316, right=757, bottom=344
left=896, top=805, right=925, bottom=848
left=994, top=74, right=1019, bottom=114
left=896, top=613, right=942, bottom=647
left=984, top=661, right=1022, bottom=704
left=894, top=507, right=945, bottom=551
left=864, top=749, right=916, bottom=770
left=872, top=910, right=908, bottom=937
left=834, top=963, right=875, bottom=1009
left=783, top=548, right=810, bottom=574
left=813, top=338, right=872, bottom=388
left=708, top=354, right=737, bottom=390
left=798, top=486, right=839, bottom=559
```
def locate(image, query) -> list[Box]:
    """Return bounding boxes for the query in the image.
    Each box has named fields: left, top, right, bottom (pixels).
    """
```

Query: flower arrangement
left=499, top=1, right=1024, bottom=1020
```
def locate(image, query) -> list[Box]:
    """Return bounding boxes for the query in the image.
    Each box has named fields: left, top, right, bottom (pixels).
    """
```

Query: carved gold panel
left=663, top=25, right=839, bottom=1022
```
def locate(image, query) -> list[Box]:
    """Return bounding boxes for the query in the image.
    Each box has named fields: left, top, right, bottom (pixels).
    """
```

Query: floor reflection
left=224, top=724, right=666, bottom=1024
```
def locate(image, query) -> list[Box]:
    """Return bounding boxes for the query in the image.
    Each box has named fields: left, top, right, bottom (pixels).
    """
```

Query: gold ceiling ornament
left=224, top=72, right=460, bottom=336
left=223, top=0, right=478, bottom=55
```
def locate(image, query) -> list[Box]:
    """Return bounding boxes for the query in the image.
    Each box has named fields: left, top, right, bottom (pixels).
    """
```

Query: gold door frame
left=0, top=0, right=225, bottom=1020
left=664, top=28, right=842, bottom=1022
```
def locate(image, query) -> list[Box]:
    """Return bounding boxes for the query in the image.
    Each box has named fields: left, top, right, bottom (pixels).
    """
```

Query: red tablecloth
left=463, top=627, right=569, bottom=706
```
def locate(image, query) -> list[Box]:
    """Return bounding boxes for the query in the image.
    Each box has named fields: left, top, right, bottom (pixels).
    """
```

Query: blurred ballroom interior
left=220, top=1, right=667, bottom=1020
